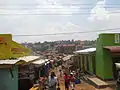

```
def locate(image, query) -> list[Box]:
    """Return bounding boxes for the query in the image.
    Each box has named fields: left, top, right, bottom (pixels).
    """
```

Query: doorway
left=112, top=56, right=120, bottom=80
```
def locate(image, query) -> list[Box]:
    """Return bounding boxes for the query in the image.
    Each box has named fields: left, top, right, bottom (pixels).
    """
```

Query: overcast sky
left=0, top=0, right=120, bottom=42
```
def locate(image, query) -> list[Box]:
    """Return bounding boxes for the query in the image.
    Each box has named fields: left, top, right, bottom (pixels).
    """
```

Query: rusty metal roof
left=104, top=46, right=120, bottom=53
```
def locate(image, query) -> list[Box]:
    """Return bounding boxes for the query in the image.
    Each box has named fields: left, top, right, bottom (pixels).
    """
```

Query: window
left=115, top=34, right=120, bottom=43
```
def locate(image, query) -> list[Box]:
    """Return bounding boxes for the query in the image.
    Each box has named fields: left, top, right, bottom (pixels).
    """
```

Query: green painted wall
left=89, top=53, right=95, bottom=74
left=103, top=49, right=113, bottom=79
left=75, top=53, right=95, bottom=74
left=0, top=66, right=18, bottom=90
left=89, top=55, right=93, bottom=73
left=96, top=37, right=105, bottom=79
left=96, top=33, right=120, bottom=79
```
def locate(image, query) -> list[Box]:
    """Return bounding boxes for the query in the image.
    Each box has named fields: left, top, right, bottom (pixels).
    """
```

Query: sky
left=0, top=0, right=120, bottom=42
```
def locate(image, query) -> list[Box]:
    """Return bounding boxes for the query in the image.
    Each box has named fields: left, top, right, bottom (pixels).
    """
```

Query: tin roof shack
left=0, top=34, right=32, bottom=90
left=0, top=56, right=41, bottom=90
left=18, top=56, right=41, bottom=90
left=96, top=33, right=120, bottom=80
left=74, top=48, right=96, bottom=74
left=0, top=60, right=25, bottom=90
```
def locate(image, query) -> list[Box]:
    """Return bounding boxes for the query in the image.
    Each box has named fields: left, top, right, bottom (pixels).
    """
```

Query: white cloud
left=0, top=0, right=80, bottom=15
left=0, top=0, right=89, bottom=42
left=88, top=0, right=120, bottom=34
left=2, top=0, right=120, bottom=42
left=88, top=0, right=110, bottom=21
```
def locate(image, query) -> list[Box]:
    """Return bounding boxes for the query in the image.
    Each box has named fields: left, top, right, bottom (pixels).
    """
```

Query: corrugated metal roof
left=0, top=56, right=40, bottom=65
left=74, top=48, right=96, bottom=54
left=18, top=56, right=40, bottom=62
left=32, top=59, right=49, bottom=65
left=104, top=46, right=120, bottom=53
left=0, top=60, right=22, bottom=64
left=63, top=55, right=73, bottom=61
left=32, top=60, right=45, bottom=65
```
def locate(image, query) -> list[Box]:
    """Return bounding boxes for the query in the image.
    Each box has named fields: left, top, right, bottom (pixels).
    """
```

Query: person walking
left=64, top=73, right=70, bottom=90
left=39, top=76, right=46, bottom=90
left=69, top=73, right=75, bottom=90
left=48, top=72, right=57, bottom=90
left=59, top=69, right=62, bottom=78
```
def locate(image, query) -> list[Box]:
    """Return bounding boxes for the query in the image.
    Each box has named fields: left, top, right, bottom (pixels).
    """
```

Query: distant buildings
left=55, top=44, right=83, bottom=54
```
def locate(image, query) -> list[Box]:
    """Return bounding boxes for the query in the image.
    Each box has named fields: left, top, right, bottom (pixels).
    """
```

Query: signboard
left=0, top=34, right=12, bottom=59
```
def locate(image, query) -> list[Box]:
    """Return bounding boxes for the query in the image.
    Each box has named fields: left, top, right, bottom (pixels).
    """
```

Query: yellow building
left=0, top=34, right=31, bottom=59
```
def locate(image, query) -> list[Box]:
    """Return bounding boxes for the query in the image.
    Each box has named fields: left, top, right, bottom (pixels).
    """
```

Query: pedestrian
left=59, top=69, right=62, bottom=78
left=64, top=73, right=70, bottom=90
left=69, top=73, right=75, bottom=90
left=39, top=76, right=46, bottom=90
left=48, top=72, right=57, bottom=90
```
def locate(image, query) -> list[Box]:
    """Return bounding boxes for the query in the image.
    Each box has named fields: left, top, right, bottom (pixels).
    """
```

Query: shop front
left=74, top=48, right=96, bottom=75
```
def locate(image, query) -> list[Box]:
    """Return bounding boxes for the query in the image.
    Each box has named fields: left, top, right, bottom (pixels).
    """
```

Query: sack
left=74, top=79, right=81, bottom=84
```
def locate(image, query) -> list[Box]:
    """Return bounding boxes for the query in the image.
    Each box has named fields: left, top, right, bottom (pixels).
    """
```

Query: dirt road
left=54, top=68, right=114, bottom=90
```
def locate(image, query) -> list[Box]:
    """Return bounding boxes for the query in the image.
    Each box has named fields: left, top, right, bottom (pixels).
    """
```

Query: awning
left=104, top=46, right=120, bottom=53
left=74, top=48, right=96, bottom=54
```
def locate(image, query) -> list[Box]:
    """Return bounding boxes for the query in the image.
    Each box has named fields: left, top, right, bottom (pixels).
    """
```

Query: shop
left=0, top=60, right=24, bottom=90
left=74, top=48, right=96, bottom=74
left=73, top=33, right=120, bottom=81
left=96, top=33, right=120, bottom=80
left=18, top=56, right=42, bottom=90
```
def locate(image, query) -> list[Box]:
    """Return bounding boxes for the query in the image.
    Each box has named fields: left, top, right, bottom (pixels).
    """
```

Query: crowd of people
left=36, top=68, right=80, bottom=90
left=32, top=60, right=80, bottom=90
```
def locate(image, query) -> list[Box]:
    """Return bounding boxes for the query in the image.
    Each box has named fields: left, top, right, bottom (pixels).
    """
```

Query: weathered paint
left=0, top=34, right=31, bottom=60
left=96, top=33, right=120, bottom=80
left=10, top=41, right=31, bottom=58
left=0, top=34, right=12, bottom=59
left=0, top=66, right=18, bottom=90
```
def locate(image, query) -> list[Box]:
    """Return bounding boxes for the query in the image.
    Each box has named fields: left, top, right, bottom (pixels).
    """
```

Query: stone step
left=87, top=77, right=109, bottom=89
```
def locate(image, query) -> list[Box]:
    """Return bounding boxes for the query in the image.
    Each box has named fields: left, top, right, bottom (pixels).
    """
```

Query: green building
left=74, top=48, right=96, bottom=74
left=96, top=33, right=120, bottom=80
